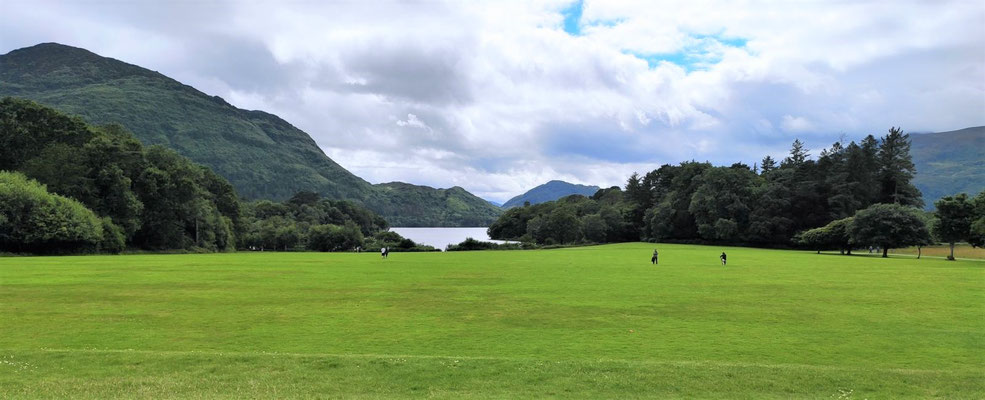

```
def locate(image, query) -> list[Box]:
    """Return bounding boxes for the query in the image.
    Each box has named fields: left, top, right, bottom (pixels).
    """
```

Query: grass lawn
left=1, top=243, right=982, bottom=398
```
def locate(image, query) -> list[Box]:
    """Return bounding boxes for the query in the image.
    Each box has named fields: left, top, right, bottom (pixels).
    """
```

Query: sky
left=2, top=1, right=984, bottom=202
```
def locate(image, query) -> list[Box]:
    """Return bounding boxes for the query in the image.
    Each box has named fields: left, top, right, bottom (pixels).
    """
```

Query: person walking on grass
left=651, top=249, right=659, bottom=265
left=720, top=251, right=727, bottom=266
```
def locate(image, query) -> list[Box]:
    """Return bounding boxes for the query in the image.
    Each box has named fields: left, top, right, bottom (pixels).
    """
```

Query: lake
left=389, top=227, right=510, bottom=251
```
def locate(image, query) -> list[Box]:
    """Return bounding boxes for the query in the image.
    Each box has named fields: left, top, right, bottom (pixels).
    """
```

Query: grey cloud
left=338, top=41, right=475, bottom=105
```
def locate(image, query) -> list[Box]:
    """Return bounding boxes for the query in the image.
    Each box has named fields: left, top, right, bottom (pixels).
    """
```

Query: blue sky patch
left=628, top=34, right=748, bottom=71
left=561, top=0, right=583, bottom=35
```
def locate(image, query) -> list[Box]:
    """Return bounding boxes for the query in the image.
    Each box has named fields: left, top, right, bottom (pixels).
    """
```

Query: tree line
left=0, top=98, right=427, bottom=254
left=490, top=127, right=985, bottom=257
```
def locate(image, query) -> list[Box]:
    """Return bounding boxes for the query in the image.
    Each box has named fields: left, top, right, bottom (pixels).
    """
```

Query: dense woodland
left=490, top=128, right=985, bottom=257
left=0, top=98, right=433, bottom=254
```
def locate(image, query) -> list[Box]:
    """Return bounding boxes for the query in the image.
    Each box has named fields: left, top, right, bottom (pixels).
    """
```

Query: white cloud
left=780, top=115, right=815, bottom=133
left=1, top=0, right=982, bottom=202
left=396, top=114, right=431, bottom=131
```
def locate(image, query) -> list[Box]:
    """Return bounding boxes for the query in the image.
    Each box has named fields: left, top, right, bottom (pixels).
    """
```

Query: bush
left=99, top=217, right=126, bottom=253
left=308, top=222, right=364, bottom=252
left=0, top=171, right=103, bottom=253
left=446, top=237, right=525, bottom=251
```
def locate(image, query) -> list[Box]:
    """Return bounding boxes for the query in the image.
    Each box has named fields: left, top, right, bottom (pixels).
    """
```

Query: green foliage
left=239, top=191, right=389, bottom=251
left=0, top=97, right=93, bottom=171
left=688, top=166, right=757, bottom=241
left=98, top=217, right=126, bottom=254
left=0, top=171, right=103, bottom=253
left=446, top=237, right=525, bottom=251
left=971, top=191, right=985, bottom=248
left=581, top=213, right=607, bottom=243
left=489, top=133, right=928, bottom=251
left=1, top=97, right=240, bottom=253
left=360, top=230, right=437, bottom=253
left=308, top=223, right=364, bottom=252
left=934, top=193, right=975, bottom=260
left=0, top=43, right=502, bottom=227
left=796, top=217, right=854, bottom=254
left=850, top=203, right=933, bottom=257
left=878, top=127, right=922, bottom=207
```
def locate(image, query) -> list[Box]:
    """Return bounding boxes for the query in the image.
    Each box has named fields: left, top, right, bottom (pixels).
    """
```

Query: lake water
left=389, top=227, right=510, bottom=251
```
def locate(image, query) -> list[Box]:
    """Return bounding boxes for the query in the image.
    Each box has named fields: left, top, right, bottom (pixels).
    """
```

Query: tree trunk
left=846, top=248, right=852, bottom=255
left=882, top=247, right=888, bottom=258
left=948, top=242, right=955, bottom=261
left=917, top=246, right=921, bottom=259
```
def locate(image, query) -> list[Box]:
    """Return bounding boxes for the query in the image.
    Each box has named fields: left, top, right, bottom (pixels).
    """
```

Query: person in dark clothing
left=720, top=252, right=727, bottom=266
left=651, top=249, right=658, bottom=265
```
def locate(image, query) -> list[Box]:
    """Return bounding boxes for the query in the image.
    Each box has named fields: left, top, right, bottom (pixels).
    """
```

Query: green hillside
left=0, top=43, right=501, bottom=226
left=910, top=126, right=985, bottom=209
left=502, top=180, right=600, bottom=209
left=372, top=182, right=504, bottom=226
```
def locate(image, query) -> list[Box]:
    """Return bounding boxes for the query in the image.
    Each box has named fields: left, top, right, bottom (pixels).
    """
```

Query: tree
left=582, top=214, right=607, bottom=243
left=781, top=139, right=809, bottom=168
left=877, top=127, right=922, bottom=207
left=308, top=222, right=364, bottom=252
left=0, top=171, right=104, bottom=253
left=526, top=215, right=548, bottom=244
left=934, top=194, right=974, bottom=260
left=287, top=190, right=321, bottom=208
left=546, top=207, right=582, bottom=244
left=688, top=166, right=758, bottom=241
left=624, top=172, right=648, bottom=229
left=747, top=170, right=795, bottom=244
left=849, top=203, right=932, bottom=258
left=0, top=97, right=95, bottom=171
left=760, top=156, right=777, bottom=174
left=970, top=191, right=985, bottom=248
left=797, top=217, right=853, bottom=254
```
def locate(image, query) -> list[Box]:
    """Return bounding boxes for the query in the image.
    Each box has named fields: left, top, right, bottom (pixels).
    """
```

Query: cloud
left=1, top=0, right=982, bottom=202
left=780, top=115, right=815, bottom=133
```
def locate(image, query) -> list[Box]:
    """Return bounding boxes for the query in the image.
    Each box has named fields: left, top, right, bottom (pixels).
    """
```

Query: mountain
left=0, top=43, right=501, bottom=226
left=502, top=180, right=601, bottom=209
left=910, top=126, right=985, bottom=209
left=372, top=182, right=504, bottom=227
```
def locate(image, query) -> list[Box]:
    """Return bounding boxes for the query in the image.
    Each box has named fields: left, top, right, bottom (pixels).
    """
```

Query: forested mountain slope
left=0, top=43, right=501, bottom=226
left=910, top=126, right=985, bottom=209
left=502, top=180, right=601, bottom=209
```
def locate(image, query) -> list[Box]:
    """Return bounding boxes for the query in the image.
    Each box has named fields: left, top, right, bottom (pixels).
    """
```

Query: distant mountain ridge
left=502, top=180, right=601, bottom=209
left=0, top=42, right=502, bottom=226
left=910, top=126, right=985, bottom=209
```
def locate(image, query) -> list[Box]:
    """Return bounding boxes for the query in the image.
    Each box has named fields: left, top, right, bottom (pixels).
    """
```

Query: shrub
left=0, top=171, right=103, bottom=253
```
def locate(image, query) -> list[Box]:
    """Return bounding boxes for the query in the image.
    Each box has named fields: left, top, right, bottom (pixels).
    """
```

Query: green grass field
left=1, top=243, right=982, bottom=399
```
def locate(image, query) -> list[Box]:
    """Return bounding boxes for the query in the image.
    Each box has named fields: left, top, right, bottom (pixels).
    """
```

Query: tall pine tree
left=877, top=127, right=922, bottom=207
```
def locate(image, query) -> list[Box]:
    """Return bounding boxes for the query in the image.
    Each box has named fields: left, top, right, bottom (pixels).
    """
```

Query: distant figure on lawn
left=381, top=247, right=389, bottom=259
left=720, top=252, right=727, bottom=266
left=651, top=249, right=658, bottom=265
